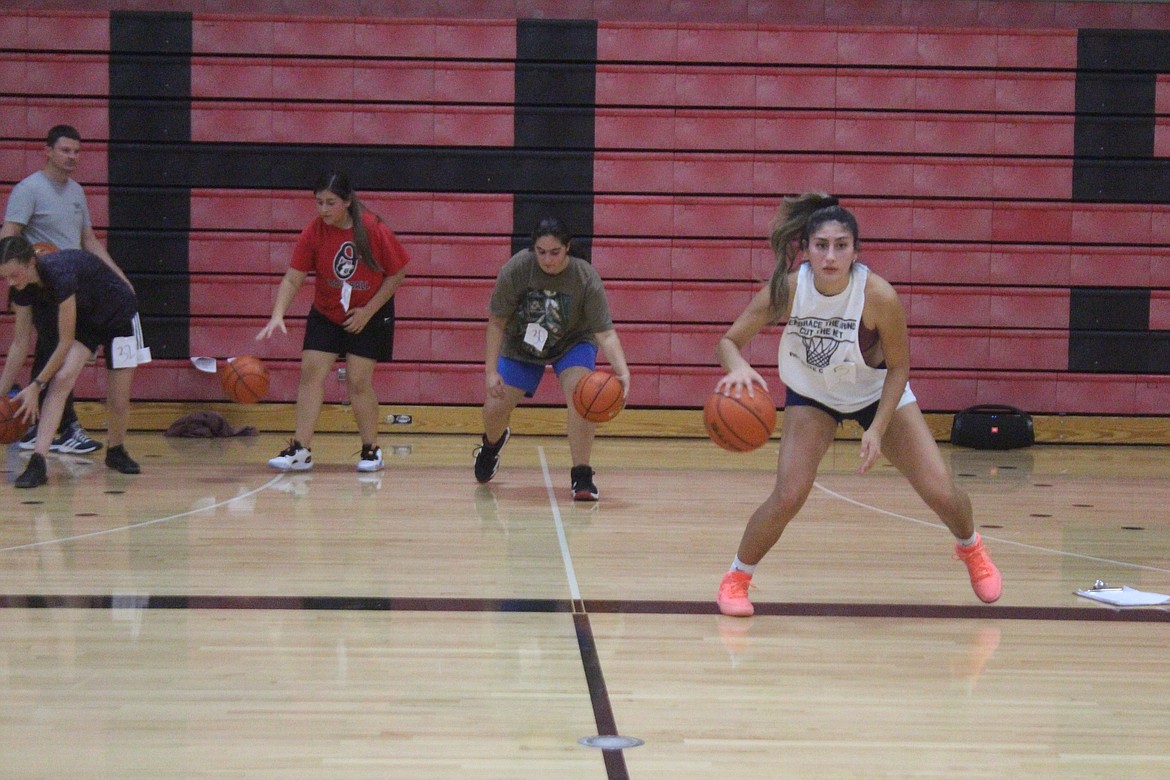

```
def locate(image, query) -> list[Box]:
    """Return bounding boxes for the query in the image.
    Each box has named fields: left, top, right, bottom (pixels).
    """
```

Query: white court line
left=814, top=480, right=1170, bottom=575
left=0, top=474, right=286, bottom=554
left=538, top=446, right=584, bottom=605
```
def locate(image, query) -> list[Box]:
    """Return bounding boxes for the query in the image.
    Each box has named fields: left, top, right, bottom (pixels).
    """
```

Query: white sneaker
left=357, top=444, right=384, bottom=473
left=268, top=439, right=312, bottom=471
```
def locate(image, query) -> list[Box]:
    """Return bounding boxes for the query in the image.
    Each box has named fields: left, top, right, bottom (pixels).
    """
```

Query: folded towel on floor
left=164, top=411, right=257, bottom=438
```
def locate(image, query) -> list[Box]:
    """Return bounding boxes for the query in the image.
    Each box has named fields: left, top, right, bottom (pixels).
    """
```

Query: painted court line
left=0, top=474, right=286, bottom=554
left=814, top=480, right=1170, bottom=575
left=538, top=446, right=584, bottom=605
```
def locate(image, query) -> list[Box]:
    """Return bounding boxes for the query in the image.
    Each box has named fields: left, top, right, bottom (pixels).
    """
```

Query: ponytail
left=347, top=195, right=382, bottom=272
left=765, top=193, right=858, bottom=317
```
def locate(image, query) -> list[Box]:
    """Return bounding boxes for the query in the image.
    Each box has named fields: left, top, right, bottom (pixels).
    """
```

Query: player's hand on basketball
left=715, top=367, right=768, bottom=398
left=14, top=386, right=40, bottom=424
left=616, top=371, right=631, bottom=397
left=256, top=318, right=286, bottom=340
left=857, top=428, right=882, bottom=474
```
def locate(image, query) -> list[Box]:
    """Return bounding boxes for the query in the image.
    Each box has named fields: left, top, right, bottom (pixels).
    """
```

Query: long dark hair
left=766, top=192, right=860, bottom=317
left=314, top=172, right=383, bottom=272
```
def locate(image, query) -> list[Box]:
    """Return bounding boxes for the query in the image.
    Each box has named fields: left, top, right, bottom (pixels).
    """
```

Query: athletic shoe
left=104, top=445, right=140, bottom=474
left=357, top=443, right=384, bottom=472
left=18, top=424, right=38, bottom=451
left=717, top=570, right=756, bottom=617
left=19, top=425, right=71, bottom=452
left=268, top=439, right=312, bottom=471
left=473, top=427, right=509, bottom=483
left=954, top=533, right=1002, bottom=603
left=570, top=464, right=599, bottom=502
left=14, top=452, right=48, bottom=488
left=55, top=421, right=103, bottom=454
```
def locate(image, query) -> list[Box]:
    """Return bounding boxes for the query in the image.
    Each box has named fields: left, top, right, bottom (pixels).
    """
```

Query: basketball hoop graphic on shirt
left=801, top=334, right=841, bottom=368
left=791, top=315, right=856, bottom=369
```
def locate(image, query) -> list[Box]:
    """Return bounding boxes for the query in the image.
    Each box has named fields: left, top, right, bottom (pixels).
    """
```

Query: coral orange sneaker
left=954, top=533, right=1002, bottom=603
left=717, top=570, right=756, bottom=617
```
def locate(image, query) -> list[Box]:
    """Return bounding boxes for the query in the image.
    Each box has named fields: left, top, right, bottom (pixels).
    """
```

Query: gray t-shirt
left=489, top=250, right=614, bottom=365
left=3, top=170, right=91, bottom=249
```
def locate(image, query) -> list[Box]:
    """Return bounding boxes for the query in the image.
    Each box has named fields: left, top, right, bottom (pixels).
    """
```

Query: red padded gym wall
left=591, top=23, right=1170, bottom=415
left=3, top=3, right=1170, bottom=414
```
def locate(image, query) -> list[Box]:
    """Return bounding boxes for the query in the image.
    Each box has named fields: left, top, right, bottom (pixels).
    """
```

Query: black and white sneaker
left=570, top=465, right=599, bottom=502
left=357, top=443, right=384, bottom=472
left=56, top=421, right=103, bottom=454
left=268, top=439, right=312, bottom=471
left=473, top=428, right=510, bottom=483
left=17, top=424, right=38, bottom=451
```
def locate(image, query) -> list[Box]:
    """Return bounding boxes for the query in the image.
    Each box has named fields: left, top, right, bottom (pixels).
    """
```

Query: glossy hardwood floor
left=2, top=432, right=1168, bottom=779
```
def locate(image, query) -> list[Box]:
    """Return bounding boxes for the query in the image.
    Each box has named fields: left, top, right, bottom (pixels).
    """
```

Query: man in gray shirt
left=1, top=124, right=133, bottom=454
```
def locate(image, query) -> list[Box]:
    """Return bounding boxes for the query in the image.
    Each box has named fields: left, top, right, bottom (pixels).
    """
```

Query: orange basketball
left=572, top=370, right=625, bottom=423
left=0, top=396, right=31, bottom=445
left=703, top=385, right=777, bottom=452
left=32, top=242, right=59, bottom=258
left=219, top=355, right=270, bottom=404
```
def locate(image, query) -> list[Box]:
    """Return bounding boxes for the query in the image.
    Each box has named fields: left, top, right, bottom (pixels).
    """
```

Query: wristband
left=32, top=378, right=45, bottom=389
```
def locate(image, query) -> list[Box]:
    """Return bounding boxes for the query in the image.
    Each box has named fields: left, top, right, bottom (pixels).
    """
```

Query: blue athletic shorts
left=498, top=341, right=597, bottom=397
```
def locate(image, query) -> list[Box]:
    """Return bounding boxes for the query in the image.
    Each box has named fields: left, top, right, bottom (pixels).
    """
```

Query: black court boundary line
left=573, top=610, right=629, bottom=780
left=2, top=595, right=1168, bottom=622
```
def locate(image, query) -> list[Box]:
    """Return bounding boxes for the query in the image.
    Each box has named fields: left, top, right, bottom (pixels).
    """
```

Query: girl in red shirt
left=257, top=173, right=409, bottom=473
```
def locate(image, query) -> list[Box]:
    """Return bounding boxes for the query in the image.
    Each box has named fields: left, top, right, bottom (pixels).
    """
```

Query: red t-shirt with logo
left=290, top=212, right=410, bottom=325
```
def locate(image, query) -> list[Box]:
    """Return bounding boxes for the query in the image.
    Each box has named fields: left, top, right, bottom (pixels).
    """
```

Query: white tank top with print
left=778, top=262, right=910, bottom=413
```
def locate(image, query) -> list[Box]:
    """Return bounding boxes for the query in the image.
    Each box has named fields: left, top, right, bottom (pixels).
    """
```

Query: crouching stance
left=1, top=236, right=143, bottom=487
left=714, top=194, right=1001, bottom=616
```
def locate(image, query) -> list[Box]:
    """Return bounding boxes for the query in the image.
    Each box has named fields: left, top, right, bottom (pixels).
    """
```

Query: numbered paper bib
left=111, top=314, right=152, bottom=368
left=523, top=322, right=549, bottom=352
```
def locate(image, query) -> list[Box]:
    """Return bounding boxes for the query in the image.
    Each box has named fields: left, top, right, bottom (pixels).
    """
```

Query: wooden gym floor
left=1, top=430, right=1168, bottom=778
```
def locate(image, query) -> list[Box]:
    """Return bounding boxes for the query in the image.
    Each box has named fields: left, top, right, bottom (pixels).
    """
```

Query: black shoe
left=473, top=427, right=510, bottom=483
left=15, top=453, right=48, bottom=488
left=105, top=445, right=140, bottom=474
left=571, top=464, right=598, bottom=502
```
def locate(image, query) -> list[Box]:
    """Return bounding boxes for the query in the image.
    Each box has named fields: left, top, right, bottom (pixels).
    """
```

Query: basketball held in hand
left=704, top=385, right=777, bottom=452
left=0, top=396, right=31, bottom=445
left=572, top=370, right=625, bottom=423
left=219, top=356, right=270, bottom=404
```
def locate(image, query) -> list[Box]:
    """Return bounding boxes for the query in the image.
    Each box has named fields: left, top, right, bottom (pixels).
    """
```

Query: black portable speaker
left=950, top=404, right=1035, bottom=450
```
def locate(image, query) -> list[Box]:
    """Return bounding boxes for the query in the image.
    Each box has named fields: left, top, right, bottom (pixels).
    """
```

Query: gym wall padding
left=2, top=5, right=1170, bottom=413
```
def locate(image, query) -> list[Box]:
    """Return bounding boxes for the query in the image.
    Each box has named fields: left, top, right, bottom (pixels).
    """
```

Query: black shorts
left=303, top=303, right=395, bottom=362
left=785, top=387, right=880, bottom=431
left=77, top=305, right=139, bottom=370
